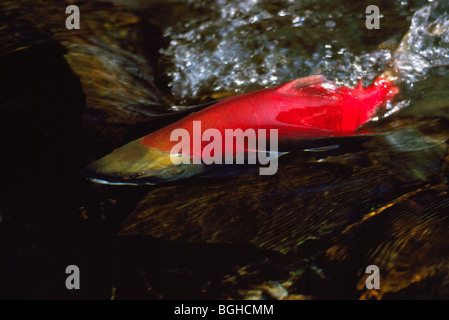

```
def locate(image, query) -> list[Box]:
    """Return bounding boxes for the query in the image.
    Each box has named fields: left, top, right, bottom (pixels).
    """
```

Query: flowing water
left=1, top=0, right=449, bottom=299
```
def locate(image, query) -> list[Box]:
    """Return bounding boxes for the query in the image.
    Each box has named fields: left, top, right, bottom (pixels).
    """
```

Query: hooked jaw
left=82, top=138, right=203, bottom=185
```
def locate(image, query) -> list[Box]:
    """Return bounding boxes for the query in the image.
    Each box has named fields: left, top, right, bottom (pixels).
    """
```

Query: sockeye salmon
left=83, top=74, right=398, bottom=185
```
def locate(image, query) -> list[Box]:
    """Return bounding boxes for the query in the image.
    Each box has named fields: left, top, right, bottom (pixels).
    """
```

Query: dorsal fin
left=275, top=75, right=331, bottom=96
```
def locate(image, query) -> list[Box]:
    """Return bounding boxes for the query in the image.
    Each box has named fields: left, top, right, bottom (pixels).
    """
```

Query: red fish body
left=142, top=75, right=398, bottom=156
left=84, top=75, right=399, bottom=185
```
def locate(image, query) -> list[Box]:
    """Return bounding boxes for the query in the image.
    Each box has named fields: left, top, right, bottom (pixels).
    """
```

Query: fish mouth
left=82, top=138, right=204, bottom=186
left=82, top=165, right=154, bottom=186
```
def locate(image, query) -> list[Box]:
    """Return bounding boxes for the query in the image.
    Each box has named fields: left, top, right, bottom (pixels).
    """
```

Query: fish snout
left=83, top=138, right=203, bottom=185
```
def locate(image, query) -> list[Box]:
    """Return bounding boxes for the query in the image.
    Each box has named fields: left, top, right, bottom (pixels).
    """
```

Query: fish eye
left=129, top=172, right=144, bottom=179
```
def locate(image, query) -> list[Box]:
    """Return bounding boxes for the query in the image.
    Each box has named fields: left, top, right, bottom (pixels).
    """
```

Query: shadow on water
left=0, top=42, right=275, bottom=299
left=0, top=41, right=86, bottom=298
